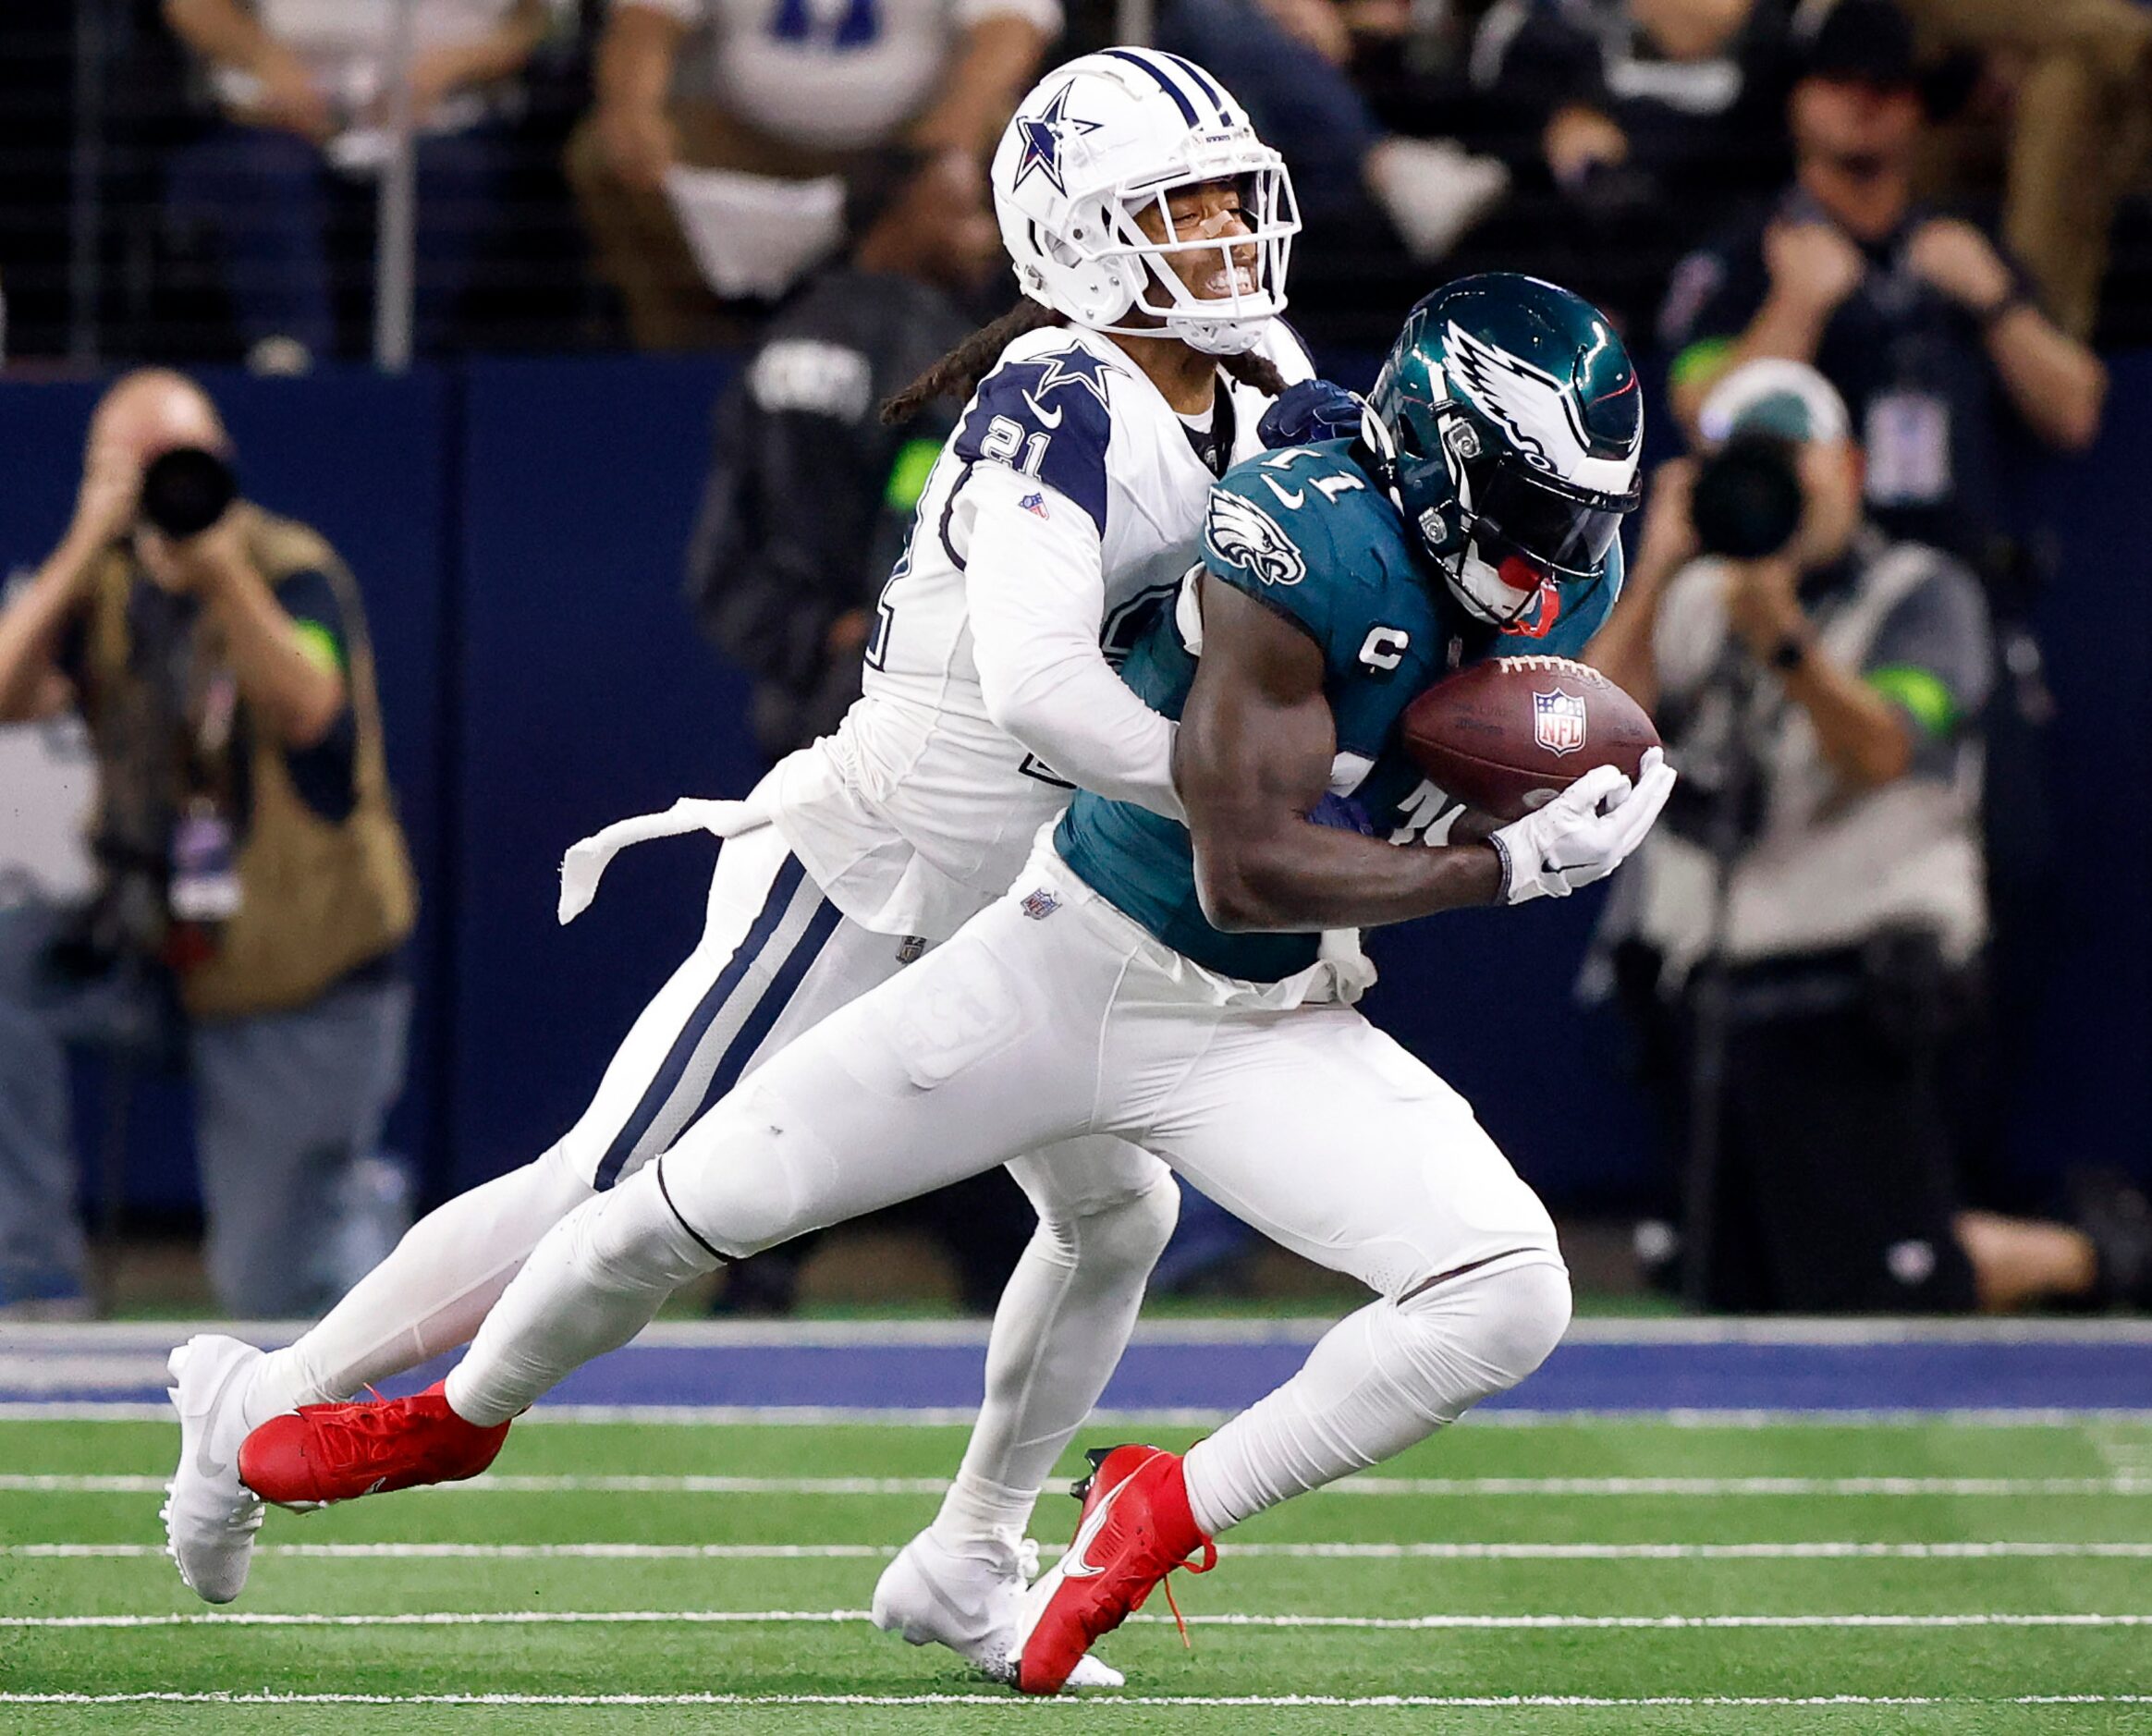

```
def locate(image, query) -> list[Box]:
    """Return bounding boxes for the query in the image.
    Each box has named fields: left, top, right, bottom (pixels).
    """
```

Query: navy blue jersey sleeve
left=952, top=343, right=1115, bottom=535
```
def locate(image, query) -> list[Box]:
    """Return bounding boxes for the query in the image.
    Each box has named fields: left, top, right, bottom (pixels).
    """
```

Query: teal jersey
left=1055, top=439, right=1620, bottom=982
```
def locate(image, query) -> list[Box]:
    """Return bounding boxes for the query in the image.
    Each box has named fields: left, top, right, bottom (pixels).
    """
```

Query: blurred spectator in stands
left=1588, top=361, right=2151, bottom=1314
left=163, top=0, right=549, bottom=368
left=570, top=0, right=1057, bottom=350
left=686, top=147, right=996, bottom=762
left=1659, top=0, right=2105, bottom=561
left=683, top=146, right=1029, bottom=1313
left=0, top=371, right=418, bottom=1317
left=1901, top=0, right=2152, bottom=340
left=1157, top=0, right=1511, bottom=263
left=1462, top=0, right=1793, bottom=330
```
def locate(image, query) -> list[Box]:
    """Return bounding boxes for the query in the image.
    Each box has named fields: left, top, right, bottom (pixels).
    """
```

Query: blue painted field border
left=3, top=1320, right=2149, bottom=1415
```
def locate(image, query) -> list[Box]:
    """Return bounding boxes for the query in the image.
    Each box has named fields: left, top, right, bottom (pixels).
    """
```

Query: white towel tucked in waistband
left=557, top=790, right=773, bottom=925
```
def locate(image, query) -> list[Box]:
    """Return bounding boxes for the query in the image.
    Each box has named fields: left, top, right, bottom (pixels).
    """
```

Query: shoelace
left=1013, top=1536, right=1042, bottom=1583
left=1157, top=1536, right=1218, bottom=1654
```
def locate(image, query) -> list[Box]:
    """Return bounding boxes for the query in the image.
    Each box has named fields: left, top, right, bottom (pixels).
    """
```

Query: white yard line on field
left=2, top=1693, right=2149, bottom=1710
left=13, top=1540, right=2152, bottom=1562
left=6, top=1609, right=2150, bottom=1632
left=11, top=1472, right=2152, bottom=1497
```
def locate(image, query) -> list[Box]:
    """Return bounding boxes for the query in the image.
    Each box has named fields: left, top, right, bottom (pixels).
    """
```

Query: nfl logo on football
left=1533, top=688, right=1588, bottom=757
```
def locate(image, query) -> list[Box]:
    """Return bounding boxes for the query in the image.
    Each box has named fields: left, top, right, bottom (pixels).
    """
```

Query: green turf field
left=5, top=1415, right=2149, bottom=1732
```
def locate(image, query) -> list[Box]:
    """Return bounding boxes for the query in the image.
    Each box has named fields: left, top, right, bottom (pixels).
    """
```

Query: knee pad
left=1388, top=1254, right=1572, bottom=1417
left=1066, top=1168, right=1180, bottom=1278
left=1464, top=1257, right=1573, bottom=1388
left=641, top=1094, right=831, bottom=1261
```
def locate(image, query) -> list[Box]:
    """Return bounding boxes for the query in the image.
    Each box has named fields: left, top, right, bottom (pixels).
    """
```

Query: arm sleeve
left=958, top=462, right=1185, bottom=821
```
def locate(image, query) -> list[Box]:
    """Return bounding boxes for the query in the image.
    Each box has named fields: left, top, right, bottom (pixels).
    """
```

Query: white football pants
left=446, top=841, right=1571, bottom=1528
left=249, top=825, right=1178, bottom=1544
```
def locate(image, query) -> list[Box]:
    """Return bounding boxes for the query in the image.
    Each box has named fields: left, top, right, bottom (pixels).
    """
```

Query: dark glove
left=1259, top=379, right=1364, bottom=450
left=1307, top=791, right=1376, bottom=836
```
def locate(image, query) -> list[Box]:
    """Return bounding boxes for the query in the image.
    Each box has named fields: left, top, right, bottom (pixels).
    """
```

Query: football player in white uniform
left=164, top=47, right=1309, bottom=1684
left=225, top=276, right=1672, bottom=1696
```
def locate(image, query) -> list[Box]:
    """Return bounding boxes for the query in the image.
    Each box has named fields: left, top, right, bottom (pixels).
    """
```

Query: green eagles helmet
left=1363, top=273, right=1643, bottom=624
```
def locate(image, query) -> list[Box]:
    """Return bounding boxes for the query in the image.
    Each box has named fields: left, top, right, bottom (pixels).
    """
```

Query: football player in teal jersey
left=235, top=275, right=1676, bottom=1696
left=1061, top=273, right=1654, bottom=984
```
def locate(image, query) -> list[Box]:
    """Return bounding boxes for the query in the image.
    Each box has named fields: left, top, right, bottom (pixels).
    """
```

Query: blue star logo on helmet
left=1011, top=83, right=1100, bottom=197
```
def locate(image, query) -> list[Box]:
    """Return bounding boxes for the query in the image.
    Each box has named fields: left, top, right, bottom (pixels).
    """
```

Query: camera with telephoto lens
left=1690, top=431, right=1805, bottom=560
left=139, top=446, right=238, bottom=538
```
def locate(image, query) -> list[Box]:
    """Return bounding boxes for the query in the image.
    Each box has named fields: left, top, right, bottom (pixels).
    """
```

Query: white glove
left=1489, top=748, right=1677, bottom=906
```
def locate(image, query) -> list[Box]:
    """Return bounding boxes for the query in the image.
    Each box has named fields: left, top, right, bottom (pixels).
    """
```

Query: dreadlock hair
left=881, top=299, right=1064, bottom=426
left=880, top=298, right=1290, bottom=427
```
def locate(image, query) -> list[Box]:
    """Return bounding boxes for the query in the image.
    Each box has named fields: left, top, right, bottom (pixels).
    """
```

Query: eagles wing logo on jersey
left=1441, top=320, right=1600, bottom=479
left=1204, top=490, right=1306, bottom=587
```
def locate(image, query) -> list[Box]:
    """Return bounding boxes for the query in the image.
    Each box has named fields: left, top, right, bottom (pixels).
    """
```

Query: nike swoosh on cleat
left=1060, top=1475, right=1131, bottom=1580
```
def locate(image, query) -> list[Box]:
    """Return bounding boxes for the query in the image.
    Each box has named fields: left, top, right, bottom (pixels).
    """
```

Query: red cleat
left=238, top=1381, right=510, bottom=1510
left=1012, top=1443, right=1216, bottom=1696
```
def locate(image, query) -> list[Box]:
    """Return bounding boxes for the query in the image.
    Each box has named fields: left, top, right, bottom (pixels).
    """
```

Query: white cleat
left=161, top=1335, right=268, bottom=1604
left=872, top=1528, right=1125, bottom=1690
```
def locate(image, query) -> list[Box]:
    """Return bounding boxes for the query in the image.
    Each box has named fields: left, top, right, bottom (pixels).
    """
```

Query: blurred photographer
left=1589, top=360, right=2148, bottom=1313
left=1659, top=0, right=2105, bottom=560
left=0, top=371, right=417, bottom=1316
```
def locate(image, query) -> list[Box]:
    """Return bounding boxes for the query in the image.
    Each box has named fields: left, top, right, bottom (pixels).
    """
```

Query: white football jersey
left=764, top=318, right=1312, bottom=939
left=638, top=0, right=1064, bottom=153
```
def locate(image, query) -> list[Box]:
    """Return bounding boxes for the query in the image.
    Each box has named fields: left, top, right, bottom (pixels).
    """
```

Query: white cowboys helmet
left=991, top=47, right=1300, bottom=357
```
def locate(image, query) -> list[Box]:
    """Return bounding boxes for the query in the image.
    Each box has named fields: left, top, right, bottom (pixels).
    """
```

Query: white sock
left=1182, top=1255, right=1570, bottom=1536
left=240, top=1151, right=595, bottom=1431
left=929, top=1175, right=1178, bottom=1553
left=443, top=1162, right=716, bottom=1427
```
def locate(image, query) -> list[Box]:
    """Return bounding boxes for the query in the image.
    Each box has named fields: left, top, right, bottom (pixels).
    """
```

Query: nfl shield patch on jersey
left=1533, top=688, right=1589, bottom=757
left=1021, top=887, right=1061, bottom=920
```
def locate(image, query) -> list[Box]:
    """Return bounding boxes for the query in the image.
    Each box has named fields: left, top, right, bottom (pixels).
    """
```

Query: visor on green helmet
left=1462, top=447, right=1636, bottom=581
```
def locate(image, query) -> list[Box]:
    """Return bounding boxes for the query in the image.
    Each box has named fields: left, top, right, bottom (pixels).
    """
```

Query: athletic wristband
left=1487, top=830, right=1518, bottom=904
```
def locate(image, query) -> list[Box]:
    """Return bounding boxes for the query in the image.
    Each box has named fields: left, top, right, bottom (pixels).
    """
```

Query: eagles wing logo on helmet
left=1441, top=321, right=1598, bottom=479
left=1204, top=490, right=1306, bottom=587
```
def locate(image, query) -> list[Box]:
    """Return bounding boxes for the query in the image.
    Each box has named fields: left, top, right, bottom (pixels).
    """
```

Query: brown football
left=1400, top=655, right=1659, bottom=824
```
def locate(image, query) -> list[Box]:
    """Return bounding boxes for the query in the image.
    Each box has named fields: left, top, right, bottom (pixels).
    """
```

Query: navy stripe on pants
left=592, top=855, right=837, bottom=1190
